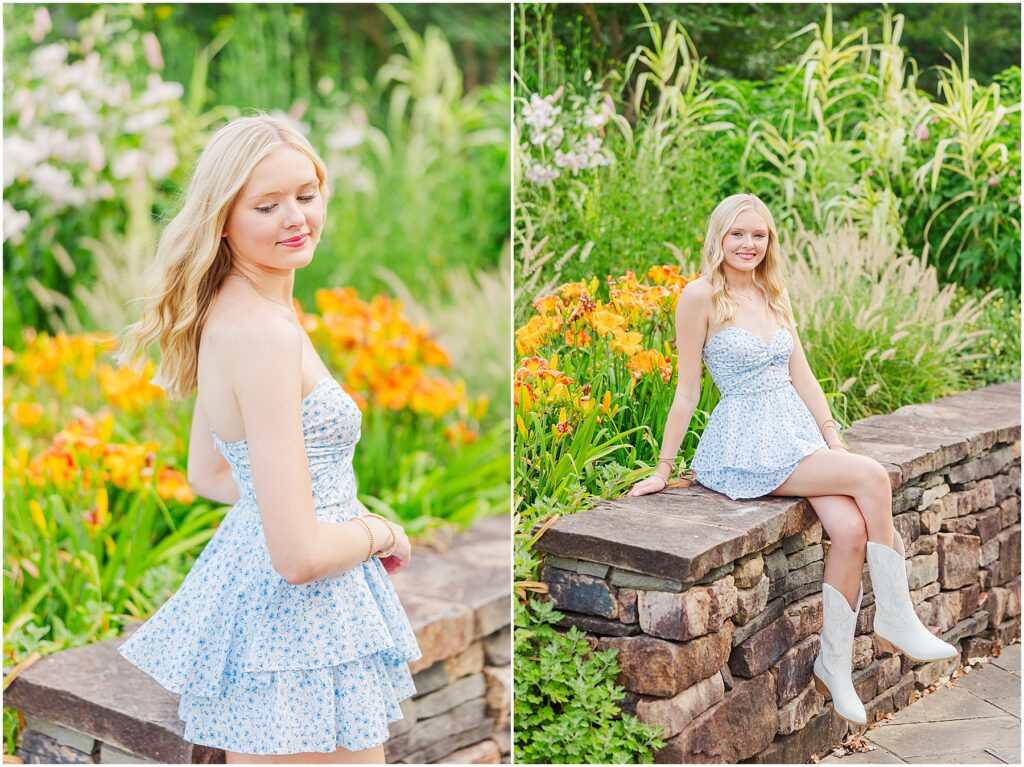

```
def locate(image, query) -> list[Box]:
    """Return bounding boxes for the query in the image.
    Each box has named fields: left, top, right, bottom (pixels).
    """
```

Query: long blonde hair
left=116, top=114, right=331, bottom=400
left=701, top=192, right=795, bottom=328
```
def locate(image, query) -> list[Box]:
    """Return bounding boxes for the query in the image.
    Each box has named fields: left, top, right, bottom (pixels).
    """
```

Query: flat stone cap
left=535, top=382, right=1020, bottom=582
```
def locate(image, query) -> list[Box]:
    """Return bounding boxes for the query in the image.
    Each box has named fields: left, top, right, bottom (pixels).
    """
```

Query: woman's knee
left=856, top=459, right=892, bottom=502
left=828, top=512, right=868, bottom=551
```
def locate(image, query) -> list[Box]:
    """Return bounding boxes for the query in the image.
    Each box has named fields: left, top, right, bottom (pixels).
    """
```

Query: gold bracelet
left=819, top=418, right=838, bottom=435
left=366, top=513, right=399, bottom=558
left=351, top=517, right=375, bottom=562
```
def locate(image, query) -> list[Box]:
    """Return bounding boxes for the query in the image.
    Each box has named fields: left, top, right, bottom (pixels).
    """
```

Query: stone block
left=908, top=533, right=938, bottom=556
left=735, top=573, right=770, bottom=625
left=771, top=634, right=819, bottom=705
left=941, top=610, right=990, bottom=646
left=988, top=525, right=1021, bottom=587
left=416, top=673, right=487, bottom=719
left=618, top=588, right=638, bottom=624
left=444, top=642, right=485, bottom=682
left=782, top=532, right=806, bottom=555
left=414, top=661, right=449, bottom=697
left=707, top=576, right=738, bottom=631
left=638, top=588, right=711, bottom=641
left=912, top=655, right=959, bottom=688
left=543, top=566, right=618, bottom=619
left=803, top=521, right=824, bottom=546
left=748, top=709, right=847, bottom=764
left=483, top=626, right=511, bottom=666
left=877, top=655, right=903, bottom=692
left=733, top=597, right=785, bottom=646
left=929, top=591, right=964, bottom=633
left=993, top=473, right=1020, bottom=504
left=653, top=674, right=777, bottom=764
left=98, top=742, right=155, bottom=764
left=852, top=635, right=874, bottom=670
left=20, top=717, right=95, bottom=755
left=919, top=507, right=943, bottom=534
left=987, top=581, right=1021, bottom=626
left=603, top=625, right=733, bottom=698
left=946, top=479, right=996, bottom=517
left=852, top=661, right=880, bottom=702
left=17, top=730, right=94, bottom=764
left=720, top=664, right=734, bottom=692
left=609, top=569, right=687, bottom=592
left=907, top=552, right=939, bottom=590
left=910, top=580, right=941, bottom=605
left=784, top=592, right=824, bottom=643
left=920, top=483, right=950, bottom=509
left=732, top=552, right=765, bottom=589
left=696, top=561, right=735, bottom=585
left=787, top=544, right=824, bottom=571
left=942, top=515, right=978, bottom=534
left=439, top=739, right=501, bottom=764
left=555, top=612, right=642, bottom=637
left=974, top=507, right=1004, bottom=544
left=1000, top=495, right=1020, bottom=527
left=483, top=665, right=511, bottom=728
left=981, top=538, right=1000, bottom=566
left=959, top=583, right=982, bottom=620
left=765, top=549, right=789, bottom=601
left=961, top=636, right=995, bottom=663
left=730, top=613, right=798, bottom=678
left=891, top=671, right=916, bottom=710
left=385, top=699, right=490, bottom=764
left=895, top=485, right=923, bottom=513
left=545, top=554, right=610, bottom=579
left=894, top=511, right=921, bottom=544
left=855, top=602, right=876, bottom=636
left=635, top=669, right=725, bottom=739
left=989, top=615, right=1022, bottom=645
left=937, top=533, right=980, bottom=589
left=403, top=593, right=477, bottom=674
left=785, top=561, right=824, bottom=593
left=777, top=682, right=823, bottom=735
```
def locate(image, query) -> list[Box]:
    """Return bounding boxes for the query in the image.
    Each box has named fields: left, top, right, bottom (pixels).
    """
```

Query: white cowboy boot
left=867, top=531, right=958, bottom=662
left=813, top=582, right=867, bottom=725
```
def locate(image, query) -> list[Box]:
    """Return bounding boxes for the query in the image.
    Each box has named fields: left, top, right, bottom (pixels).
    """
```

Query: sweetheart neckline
left=705, top=325, right=786, bottom=350
left=208, top=376, right=337, bottom=447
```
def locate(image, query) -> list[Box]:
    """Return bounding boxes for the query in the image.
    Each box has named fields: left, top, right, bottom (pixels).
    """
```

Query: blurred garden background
left=3, top=3, right=510, bottom=755
left=512, top=3, right=1021, bottom=762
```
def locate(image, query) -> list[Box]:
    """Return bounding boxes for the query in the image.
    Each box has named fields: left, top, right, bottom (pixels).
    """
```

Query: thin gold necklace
left=230, top=271, right=294, bottom=313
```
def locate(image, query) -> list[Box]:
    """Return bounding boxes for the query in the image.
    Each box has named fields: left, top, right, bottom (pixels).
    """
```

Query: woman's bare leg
left=225, top=745, right=385, bottom=764
left=792, top=494, right=867, bottom=610
left=769, top=449, right=896, bottom=547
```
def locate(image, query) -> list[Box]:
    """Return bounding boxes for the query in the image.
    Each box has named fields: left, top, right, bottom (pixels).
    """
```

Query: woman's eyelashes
left=731, top=231, right=766, bottom=239
left=255, top=193, right=319, bottom=215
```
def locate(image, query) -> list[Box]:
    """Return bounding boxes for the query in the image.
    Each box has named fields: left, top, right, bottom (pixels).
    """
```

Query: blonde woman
left=115, top=115, right=421, bottom=763
left=629, top=193, right=956, bottom=726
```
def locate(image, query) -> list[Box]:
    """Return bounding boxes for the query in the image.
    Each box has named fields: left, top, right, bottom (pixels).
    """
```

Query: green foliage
left=514, top=598, right=664, bottom=764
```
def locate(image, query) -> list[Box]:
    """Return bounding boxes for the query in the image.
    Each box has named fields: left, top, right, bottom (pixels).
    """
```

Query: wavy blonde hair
left=116, top=114, right=331, bottom=400
left=701, top=192, right=795, bottom=328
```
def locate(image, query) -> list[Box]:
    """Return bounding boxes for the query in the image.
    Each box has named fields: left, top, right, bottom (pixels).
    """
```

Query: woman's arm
left=228, top=315, right=400, bottom=585
left=630, top=283, right=708, bottom=495
left=187, top=400, right=241, bottom=506
left=786, top=319, right=846, bottom=450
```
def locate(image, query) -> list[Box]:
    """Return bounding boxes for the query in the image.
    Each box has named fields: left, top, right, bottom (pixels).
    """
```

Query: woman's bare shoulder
left=201, top=300, right=302, bottom=380
left=676, top=275, right=713, bottom=314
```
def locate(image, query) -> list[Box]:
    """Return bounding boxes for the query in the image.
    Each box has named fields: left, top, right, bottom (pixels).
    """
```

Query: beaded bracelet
left=366, top=513, right=400, bottom=558
left=351, top=517, right=375, bottom=562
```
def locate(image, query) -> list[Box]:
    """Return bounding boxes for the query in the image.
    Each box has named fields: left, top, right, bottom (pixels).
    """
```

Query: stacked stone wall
left=536, top=382, right=1021, bottom=763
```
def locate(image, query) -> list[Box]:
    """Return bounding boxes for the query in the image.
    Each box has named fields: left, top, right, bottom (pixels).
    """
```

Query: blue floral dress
left=691, top=326, right=828, bottom=500
left=117, top=377, right=421, bottom=755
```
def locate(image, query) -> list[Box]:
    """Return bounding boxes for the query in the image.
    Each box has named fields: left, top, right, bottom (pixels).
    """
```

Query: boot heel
left=876, top=635, right=899, bottom=655
left=813, top=674, right=829, bottom=698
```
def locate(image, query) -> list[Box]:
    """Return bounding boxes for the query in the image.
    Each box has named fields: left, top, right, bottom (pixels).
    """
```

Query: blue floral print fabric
left=117, top=377, right=421, bottom=755
left=691, top=326, right=829, bottom=500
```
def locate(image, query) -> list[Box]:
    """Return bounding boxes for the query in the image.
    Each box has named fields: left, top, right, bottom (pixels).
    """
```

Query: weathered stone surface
left=618, top=588, right=638, bottom=624
left=720, top=664, right=734, bottom=691
left=891, top=671, right=916, bottom=710
left=555, top=611, right=642, bottom=637
left=733, top=552, right=765, bottom=589
left=604, top=625, right=733, bottom=698
left=707, top=575, right=738, bottom=630
left=748, top=709, right=848, bottom=764
left=635, top=669, right=725, bottom=739
left=386, top=699, right=489, bottom=763
left=929, top=590, right=964, bottom=633
left=730, top=612, right=798, bottom=678
left=771, top=635, right=819, bottom=705
left=20, top=716, right=95, bottom=755
left=787, top=544, right=824, bottom=571
left=388, top=698, right=417, bottom=739
left=483, top=626, right=511, bottom=666
left=910, top=580, right=941, bottom=605
left=919, top=506, right=943, bottom=534
left=855, top=602, right=876, bottom=636
left=989, top=615, right=1022, bottom=645
left=981, top=538, right=1000, bottom=565
left=697, top=561, right=735, bottom=585
left=962, top=636, right=995, bottom=663
left=852, top=635, right=874, bottom=670
left=877, top=655, right=903, bottom=692
left=988, top=524, right=1021, bottom=587
left=912, top=655, right=960, bottom=688
left=542, top=566, right=618, bottom=619
left=735, top=573, right=770, bottom=625
left=414, top=660, right=449, bottom=697
left=920, top=483, right=951, bottom=509
left=654, top=674, right=777, bottom=764
left=852, top=661, right=880, bottom=702
left=545, top=554, right=610, bottom=579
left=439, top=739, right=501, bottom=764
left=403, top=593, right=476, bottom=673
left=17, top=730, right=94, bottom=764
left=785, top=561, right=824, bottom=593
left=483, top=665, right=511, bottom=728
left=803, top=521, right=824, bottom=545
left=894, top=512, right=921, bottom=544
left=973, top=507, right=1004, bottom=543
left=945, top=479, right=996, bottom=517
left=959, top=583, right=982, bottom=620
left=98, top=742, right=155, bottom=764
left=638, top=587, right=711, bottom=641
left=1000, top=495, right=1020, bottom=528
left=908, top=533, right=938, bottom=556
left=765, top=549, right=789, bottom=601
left=784, top=593, right=823, bottom=643
left=941, top=514, right=977, bottom=534
left=907, top=552, right=939, bottom=590
left=895, top=485, right=923, bottom=513
left=949, top=447, right=1014, bottom=483
left=733, top=597, right=785, bottom=646
left=416, top=673, right=487, bottom=719
left=987, top=581, right=1021, bottom=626
left=609, top=569, right=686, bottom=592
left=941, top=610, right=989, bottom=646
left=777, top=683, right=823, bottom=735
left=937, top=533, right=980, bottom=589
left=782, top=532, right=806, bottom=555
left=444, top=642, right=485, bottom=682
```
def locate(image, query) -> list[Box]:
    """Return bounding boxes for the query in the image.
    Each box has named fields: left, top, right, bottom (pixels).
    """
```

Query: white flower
left=3, top=201, right=31, bottom=242
left=554, top=150, right=585, bottom=176
left=123, top=107, right=168, bottom=133
left=327, top=123, right=365, bottom=151
left=583, top=108, right=608, bottom=129
left=525, top=163, right=560, bottom=184
left=3, top=134, right=49, bottom=186
left=111, top=150, right=144, bottom=180
left=81, top=132, right=106, bottom=171
left=29, top=43, right=67, bottom=78
left=142, top=32, right=164, bottom=71
left=148, top=145, right=178, bottom=180
left=138, top=75, right=183, bottom=106
left=545, top=124, right=564, bottom=149
left=29, top=7, right=52, bottom=43
left=522, top=92, right=561, bottom=133
left=30, top=163, right=83, bottom=206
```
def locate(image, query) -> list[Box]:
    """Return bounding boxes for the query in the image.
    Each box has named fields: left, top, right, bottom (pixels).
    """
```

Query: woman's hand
left=378, top=524, right=412, bottom=574
left=629, top=474, right=668, bottom=497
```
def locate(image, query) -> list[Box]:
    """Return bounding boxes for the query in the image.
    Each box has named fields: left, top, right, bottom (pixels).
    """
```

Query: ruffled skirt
left=691, top=384, right=829, bottom=500
left=116, top=500, right=421, bottom=755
